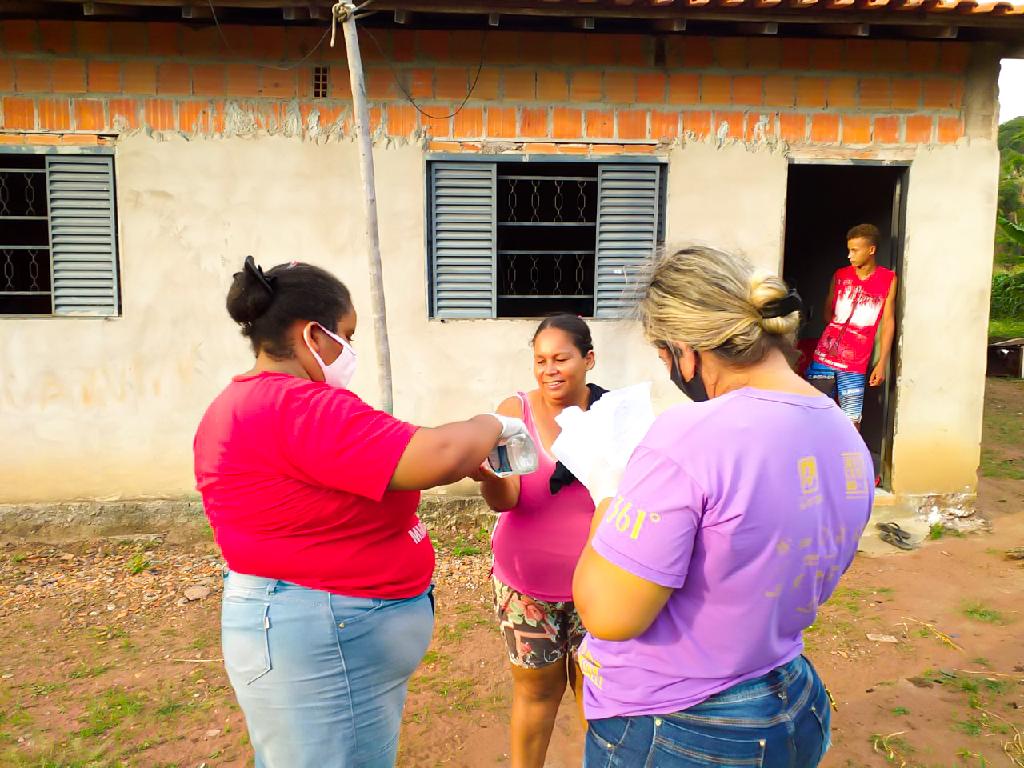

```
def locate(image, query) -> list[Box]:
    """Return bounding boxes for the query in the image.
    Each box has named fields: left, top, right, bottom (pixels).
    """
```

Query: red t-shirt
left=193, top=371, right=433, bottom=599
left=813, top=265, right=895, bottom=374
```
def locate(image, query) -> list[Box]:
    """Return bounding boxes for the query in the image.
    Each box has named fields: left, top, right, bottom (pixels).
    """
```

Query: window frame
left=0, top=145, right=121, bottom=320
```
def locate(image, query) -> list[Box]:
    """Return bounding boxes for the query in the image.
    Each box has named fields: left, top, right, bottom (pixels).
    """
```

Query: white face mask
left=303, top=322, right=357, bottom=389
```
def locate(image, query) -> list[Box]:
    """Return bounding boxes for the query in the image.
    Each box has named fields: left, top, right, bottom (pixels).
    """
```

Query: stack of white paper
left=551, top=382, right=656, bottom=504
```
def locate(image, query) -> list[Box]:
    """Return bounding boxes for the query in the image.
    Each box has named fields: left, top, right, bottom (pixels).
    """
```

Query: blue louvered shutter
left=430, top=162, right=496, bottom=319
left=594, top=164, right=661, bottom=318
left=46, top=155, right=119, bottom=316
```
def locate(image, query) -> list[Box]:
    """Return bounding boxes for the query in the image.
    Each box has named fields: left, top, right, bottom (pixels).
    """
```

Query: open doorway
left=782, top=163, right=907, bottom=488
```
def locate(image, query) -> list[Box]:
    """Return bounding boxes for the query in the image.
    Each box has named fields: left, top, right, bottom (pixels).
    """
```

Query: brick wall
left=0, top=20, right=969, bottom=149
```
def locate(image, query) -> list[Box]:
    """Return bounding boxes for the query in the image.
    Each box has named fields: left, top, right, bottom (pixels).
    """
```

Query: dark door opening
left=782, top=163, right=907, bottom=488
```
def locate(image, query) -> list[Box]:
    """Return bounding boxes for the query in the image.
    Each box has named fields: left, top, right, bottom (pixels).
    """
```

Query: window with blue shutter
left=427, top=159, right=663, bottom=319
left=0, top=153, right=120, bottom=317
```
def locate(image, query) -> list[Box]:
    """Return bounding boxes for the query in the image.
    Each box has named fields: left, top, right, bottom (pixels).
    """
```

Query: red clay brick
left=178, top=101, right=209, bottom=133
left=87, top=61, right=121, bottom=93
left=4, top=20, right=38, bottom=52
left=403, top=68, right=431, bottom=100
left=472, top=69, right=500, bottom=101
left=845, top=39, right=874, bottom=72
left=391, top=29, right=415, bottom=63
left=123, top=62, right=157, bottom=94
left=361, top=69, right=395, bottom=99
left=873, top=116, right=900, bottom=144
left=733, top=76, right=763, bottom=106
left=2, top=97, right=35, bottom=129
left=486, top=107, right=516, bottom=138
left=745, top=113, right=776, bottom=142
left=859, top=78, right=891, bottom=108
left=449, top=30, right=486, bottom=65
left=420, top=112, right=450, bottom=138
left=518, top=33, right=552, bottom=66
left=38, top=21, right=73, bottom=54
left=875, top=41, right=907, bottom=73
left=26, top=134, right=61, bottom=145
left=617, top=35, right=650, bottom=67
left=251, top=27, right=285, bottom=61
left=650, top=111, right=679, bottom=140
left=329, top=66, right=351, bottom=99
left=922, top=79, right=959, bottom=110
left=387, top=104, right=417, bottom=136
left=938, top=44, right=969, bottom=74
left=584, top=35, right=618, bottom=67
left=937, top=116, right=963, bottom=143
left=569, top=71, right=601, bottom=103
left=796, top=77, right=827, bottom=109
left=487, top=32, right=522, bottom=66
left=701, top=75, right=731, bottom=106
left=519, top=107, right=548, bottom=138
left=636, top=73, right=666, bottom=104
left=781, top=39, right=811, bottom=70
left=842, top=115, right=871, bottom=144
left=810, top=113, right=839, bottom=143
left=109, top=22, right=148, bottom=56
left=60, top=134, right=99, bottom=145
left=809, top=40, right=844, bottom=71
left=144, top=98, right=175, bottom=131
left=226, top=64, right=260, bottom=97
left=548, top=33, right=587, bottom=67
left=764, top=76, right=795, bottom=108
left=683, top=110, right=712, bottom=139
left=261, top=70, right=297, bottom=99
left=15, top=60, right=50, bottom=92
left=147, top=22, right=180, bottom=56
left=714, top=38, right=747, bottom=69
left=907, top=42, right=939, bottom=73
left=826, top=77, right=858, bottom=109
left=504, top=70, right=536, bottom=101
left=604, top=72, right=635, bottom=104
left=0, top=60, right=13, bottom=91
left=682, top=38, right=714, bottom=68
left=108, top=98, right=139, bottom=129
left=551, top=107, right=582, bottom=139
left=74, top=99, right=105, bottom=131
left=617, top=110, right=647, bottom=140
left=748, top=38, right=781, bottom=69
left=417, top=30, right=450, bottom=61
left=585, top=110, right=614, bottom=139
left=714, top=111, right=744, bottom=140
left=778, top=112, right=807, bottom=142
left=157, top=63, right=191, bottom=95
left=435, top=68, right=469, bottom=100
left=75, top=22, right=109, bottom=55
left=53, top=59, right=86, bottom=94
left=668, top=74, right=699, bottom=105
left=453, top=106, right=484, bottom=138
left=38, top=98, right=71, bottom=130
left=905, top=114, right=934, bottom=143
left=537, top=71, right=569, bottom=102
left=891, top=79, right=921, bottom=110
left=193, top=64, right=225, bottom=97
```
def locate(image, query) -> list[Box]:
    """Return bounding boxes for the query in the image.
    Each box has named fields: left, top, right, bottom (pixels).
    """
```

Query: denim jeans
left=585, top=656, right=831, bottom=768
left=221, top=571, right=434, bottom=768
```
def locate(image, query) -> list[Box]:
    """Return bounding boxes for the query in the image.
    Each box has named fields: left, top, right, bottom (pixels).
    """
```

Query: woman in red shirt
left=194, top=257, right=527, bottom=768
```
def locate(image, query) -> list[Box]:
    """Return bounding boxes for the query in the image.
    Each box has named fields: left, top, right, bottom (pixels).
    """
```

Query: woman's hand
left=468, top=461, right=496, bottom=483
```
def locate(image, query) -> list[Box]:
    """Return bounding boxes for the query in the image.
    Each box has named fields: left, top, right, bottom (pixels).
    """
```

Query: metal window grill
left=313, top=66, right=329, bottom=99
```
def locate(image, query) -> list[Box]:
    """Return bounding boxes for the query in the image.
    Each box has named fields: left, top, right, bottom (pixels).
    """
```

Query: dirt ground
left=1, top=378, right=1022, bottom=768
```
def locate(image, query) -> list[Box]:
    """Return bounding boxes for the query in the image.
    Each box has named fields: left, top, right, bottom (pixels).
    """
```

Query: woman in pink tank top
left=474, top=314, right=603, bottom=768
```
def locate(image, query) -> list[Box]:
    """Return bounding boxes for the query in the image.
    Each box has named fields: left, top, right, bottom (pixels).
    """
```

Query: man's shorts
left=805, top=360, right=866, bottom=423
left=492, top=575, right=584, bottom=669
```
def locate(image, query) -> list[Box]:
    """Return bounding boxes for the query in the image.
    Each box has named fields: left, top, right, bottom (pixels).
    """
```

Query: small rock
left=2, top=673, right=13, bottom=680
left=205, top=729, right=220, bottom=738
left=184, top=586, right=211, bottom=601
left=60, top=554, right=75, bottom=561
left=106, top=604, right=115, bottom=612
left=907, top=677, right=934, bottom=688
left=866, top=633, right=899, bottom=643
left=176, top=597, right=190, bottom=607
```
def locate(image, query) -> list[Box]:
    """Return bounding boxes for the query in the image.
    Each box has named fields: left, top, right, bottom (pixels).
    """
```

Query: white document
left=551, top=382, right=656, bottom=504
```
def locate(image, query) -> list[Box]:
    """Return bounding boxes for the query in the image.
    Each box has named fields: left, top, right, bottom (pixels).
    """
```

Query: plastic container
left=487, top=433, right=539, bottom=478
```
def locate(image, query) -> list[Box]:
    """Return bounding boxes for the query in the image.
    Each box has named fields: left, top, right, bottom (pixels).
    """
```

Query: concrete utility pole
left=335, top=2, right=394, bottom=413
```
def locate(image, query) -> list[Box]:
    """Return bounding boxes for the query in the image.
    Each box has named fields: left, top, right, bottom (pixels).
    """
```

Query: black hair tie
left=243, top=255, right=276, bottom=295
left=760, top=289, right=802, bottom=319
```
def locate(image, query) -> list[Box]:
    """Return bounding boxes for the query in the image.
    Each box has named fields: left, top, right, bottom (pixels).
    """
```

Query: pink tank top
left=814, top=265, right=895, bottom=374
left=490, top=392, right=596, bottom=602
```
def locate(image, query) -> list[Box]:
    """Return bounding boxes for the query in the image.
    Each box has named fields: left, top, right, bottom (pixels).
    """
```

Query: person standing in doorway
left=474, top=314, right=605, bottom=768
left=804, top=223, right=897, bottom=429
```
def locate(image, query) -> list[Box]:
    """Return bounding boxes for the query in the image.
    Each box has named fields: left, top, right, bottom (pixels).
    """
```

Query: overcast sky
left=1001, top=58, right=1024, bottom=124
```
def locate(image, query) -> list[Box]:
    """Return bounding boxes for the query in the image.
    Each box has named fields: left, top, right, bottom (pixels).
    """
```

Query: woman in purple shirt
left=573, top=247, right=872, bottom=767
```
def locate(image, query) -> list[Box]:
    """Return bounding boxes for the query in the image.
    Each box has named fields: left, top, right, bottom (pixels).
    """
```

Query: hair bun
left=226, top=259, right=275, bottom=326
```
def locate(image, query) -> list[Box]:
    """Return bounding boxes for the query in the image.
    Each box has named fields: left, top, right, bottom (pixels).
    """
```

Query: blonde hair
left=638, top=246, right=800, bottom=366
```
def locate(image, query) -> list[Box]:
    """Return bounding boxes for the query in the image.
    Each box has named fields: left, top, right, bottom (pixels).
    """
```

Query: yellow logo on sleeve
left=842, top=452, right=870, bottom=498
left=797, top=456, right=823, bottom=509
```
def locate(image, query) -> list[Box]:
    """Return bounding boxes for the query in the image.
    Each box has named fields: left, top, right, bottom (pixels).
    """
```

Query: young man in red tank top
left=805, top=224, right=897, bottom=430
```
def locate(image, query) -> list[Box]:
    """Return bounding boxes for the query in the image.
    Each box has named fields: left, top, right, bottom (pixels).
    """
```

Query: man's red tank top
left=813, top=265, right=895, bottom=374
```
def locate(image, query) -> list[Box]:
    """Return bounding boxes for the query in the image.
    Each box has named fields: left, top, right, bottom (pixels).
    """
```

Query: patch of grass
left=956, top=748, right=989, bottom=767
left=980, top=450, right=1024, bottom=480
left=892, top=706, right=911, bottom=716
left=155, top=697, right=196, bottom=719
left=27, top=681, right=66, bottom=697
left=11, top=553, right=26, bottom=564
left=126, top=552, right=151, bottom=575
left=68, top=663, right=110, bottom=679
left=955, top=717, right=983, bottom=736
left=971, top=657, right=991, bottom=669
left=450, top=537, right=483, bottom=558
left=989, top=316, right=1024, bottom=341
left=76, top=687, right=146, bottom=738
left=962, top=602, right=1007, bottom=624
left=0, top=707, right=33, bottom=729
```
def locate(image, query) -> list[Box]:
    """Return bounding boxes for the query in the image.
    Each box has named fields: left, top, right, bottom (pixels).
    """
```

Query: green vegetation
left=993, top=117, right=1024, bottom=340
left=962, top=602, right=1007, bottom=624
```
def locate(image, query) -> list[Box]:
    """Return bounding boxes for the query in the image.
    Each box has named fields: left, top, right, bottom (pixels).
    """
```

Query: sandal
left=876, top=522, right=912, bottom=542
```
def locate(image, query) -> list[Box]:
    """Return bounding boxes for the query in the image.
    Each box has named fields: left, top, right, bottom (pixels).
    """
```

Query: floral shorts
left=492, top=574, right=585, bottom=669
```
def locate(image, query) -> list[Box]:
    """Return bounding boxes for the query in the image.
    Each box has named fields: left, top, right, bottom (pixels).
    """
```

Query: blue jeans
left=585, top=656, right=831, bottom=768
left=221, top=571, right=434, bottom=768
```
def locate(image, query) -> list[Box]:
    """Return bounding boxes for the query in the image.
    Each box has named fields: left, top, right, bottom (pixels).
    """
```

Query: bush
left=991, top=271, right=1024, bottom=319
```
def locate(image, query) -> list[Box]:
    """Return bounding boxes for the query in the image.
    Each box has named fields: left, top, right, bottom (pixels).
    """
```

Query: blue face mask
left=665, top=343, right=710, bottom=403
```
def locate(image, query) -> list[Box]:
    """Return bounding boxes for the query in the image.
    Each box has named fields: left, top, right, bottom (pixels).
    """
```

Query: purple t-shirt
left=580, top=388, right=872, bottom=720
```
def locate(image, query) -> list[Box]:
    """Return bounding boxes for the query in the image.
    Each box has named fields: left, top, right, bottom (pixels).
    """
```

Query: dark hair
left=532, top=313, right=594, bottom=356
left=226, top=259, right=353, bottom=359
left=847, top=223, right=881, bottom=248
